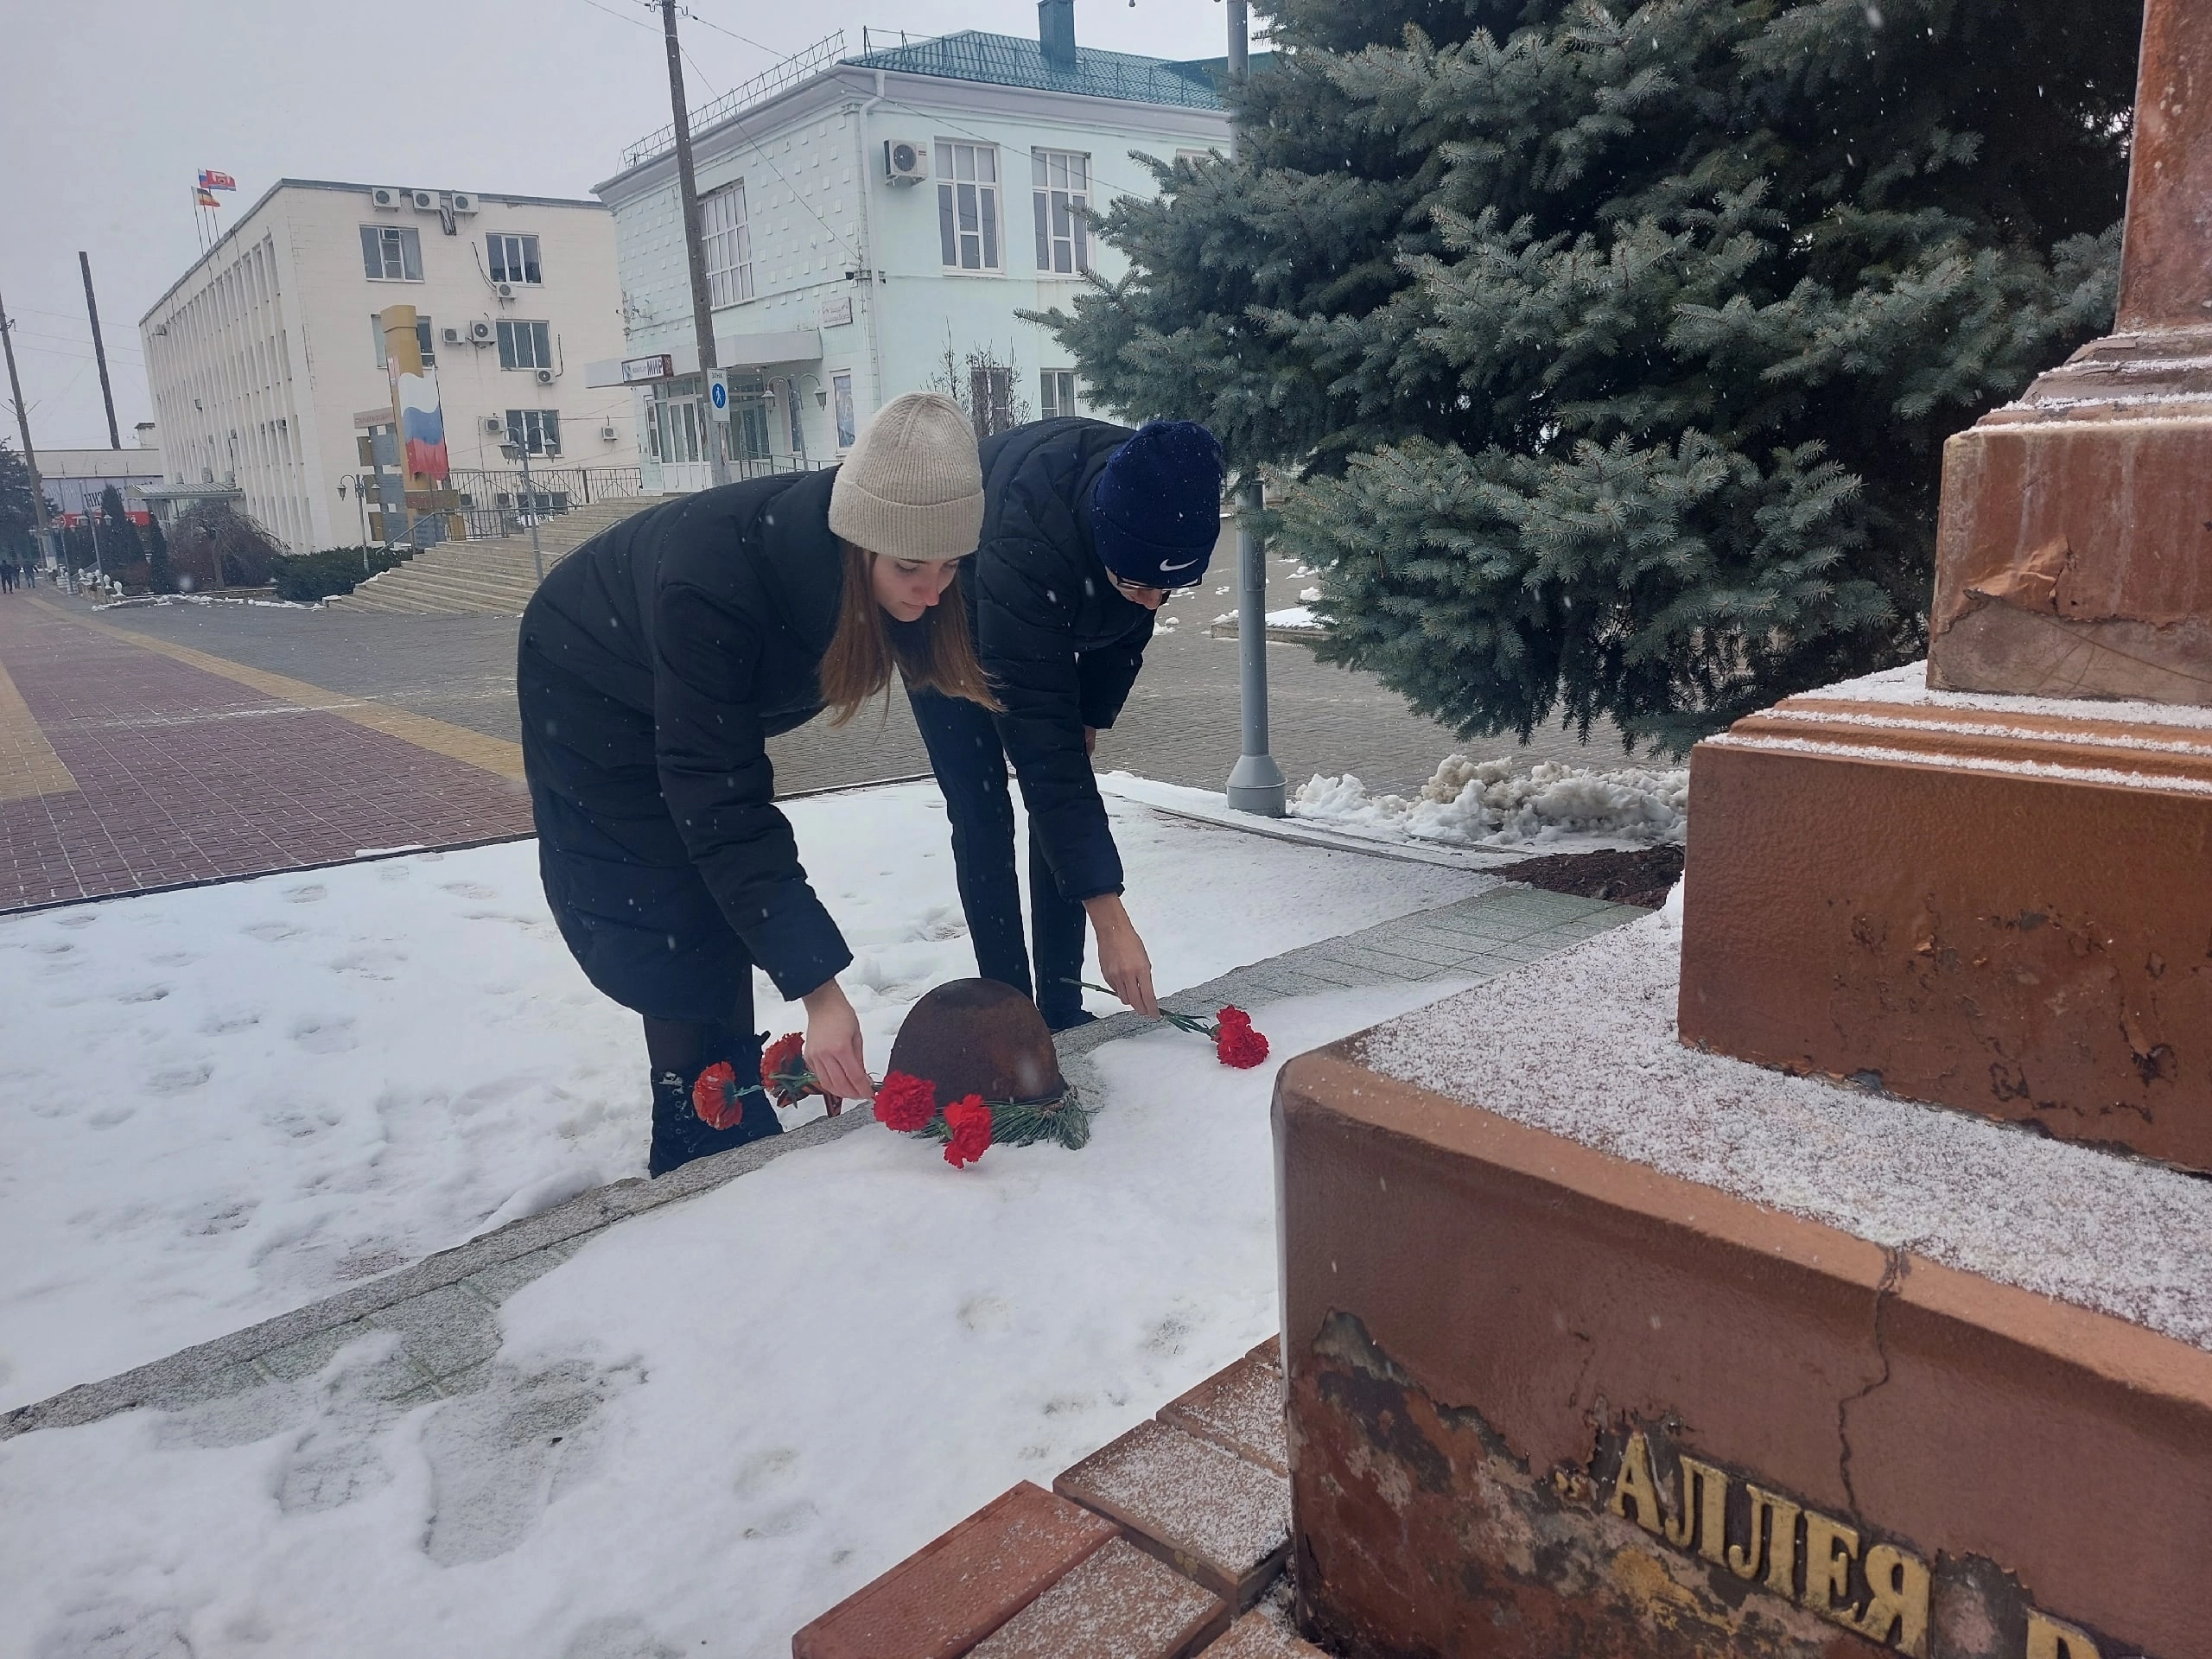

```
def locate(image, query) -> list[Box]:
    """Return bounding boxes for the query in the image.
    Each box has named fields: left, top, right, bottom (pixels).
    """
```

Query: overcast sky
left=2, top=0, right=1238, bottom=451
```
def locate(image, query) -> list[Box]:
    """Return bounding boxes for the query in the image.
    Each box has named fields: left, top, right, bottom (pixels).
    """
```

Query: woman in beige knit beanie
left=516, top=391, right=997, bottom=1177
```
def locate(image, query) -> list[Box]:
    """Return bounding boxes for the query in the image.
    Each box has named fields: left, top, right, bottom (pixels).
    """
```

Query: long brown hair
left=819, top=540, right=1001, bottom=726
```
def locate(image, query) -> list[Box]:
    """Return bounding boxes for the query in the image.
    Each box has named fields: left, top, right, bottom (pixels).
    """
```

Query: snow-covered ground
left=1290, top=752, right=1688, bottom=850
left=0, top=982, right=1455, bottom=1659
left=0, top=784, right=1488, bottom=1414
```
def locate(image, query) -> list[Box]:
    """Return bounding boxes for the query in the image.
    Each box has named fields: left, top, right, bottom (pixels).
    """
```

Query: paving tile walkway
left=0, top=595, right=532, bottom=912
left=0, top=879, right=1639, bottom=1442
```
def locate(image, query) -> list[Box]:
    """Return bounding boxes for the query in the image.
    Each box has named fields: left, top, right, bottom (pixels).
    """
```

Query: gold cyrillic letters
left=1857, top=1542, right=1931, bottom=1658
left=1600, top=1428, right=2072, bottom=1658
left=1662, top=1456, right=1730, bottom=1566
left=2026, top=1611, right=2103, bottom=1659
left=1801, top=1510, right=1862, bottom=1617
left=1607, top=1431, right=1665, bottom=1535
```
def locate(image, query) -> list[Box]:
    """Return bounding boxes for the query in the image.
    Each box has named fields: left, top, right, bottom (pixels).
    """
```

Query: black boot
left=645, top=1033, right=783, bottom=1178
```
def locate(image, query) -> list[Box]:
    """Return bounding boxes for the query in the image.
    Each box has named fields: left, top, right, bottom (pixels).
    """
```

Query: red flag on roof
left=197, top=169, right=236, bottom=191
left=194, top=188, right=219, bottom=208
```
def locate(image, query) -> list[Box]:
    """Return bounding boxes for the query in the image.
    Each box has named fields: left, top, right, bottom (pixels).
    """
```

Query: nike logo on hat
left=1160, top=556, right=1199, bottom=571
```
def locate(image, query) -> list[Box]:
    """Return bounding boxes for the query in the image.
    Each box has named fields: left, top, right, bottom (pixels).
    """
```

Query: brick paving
left=87, top=554, right=1633, bottom=810
left=0, top=596, right=532, bottom=912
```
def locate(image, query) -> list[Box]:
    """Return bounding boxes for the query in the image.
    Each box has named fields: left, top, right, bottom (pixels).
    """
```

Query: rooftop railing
left=620, top=32, right=847, bottom=170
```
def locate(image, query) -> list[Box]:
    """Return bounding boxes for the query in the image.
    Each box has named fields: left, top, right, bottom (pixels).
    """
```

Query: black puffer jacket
left=972, top=418, right=1155, bottom=903
left=518, top=468, right=853, bottom=1005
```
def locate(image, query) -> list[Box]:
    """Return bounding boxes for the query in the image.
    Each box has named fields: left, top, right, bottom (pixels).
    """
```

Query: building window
left=360, top=225, right=423, bottom=282
left=372, top=315, right=435, bottom=368
left=486, top=232, right=542, bottom=286
left=832, top=372, right=855, bottom=448
left=1040, top=369, right=1077, bottom=420
left=936, top=142, right=1001, bottom=271
left=497, top=320, right=553, bottom=370
left=702, top=181, right=753, bottom=307
left=1032, top=150, right=1090, bottom=274
left=505, top=409, right=562, bottom=456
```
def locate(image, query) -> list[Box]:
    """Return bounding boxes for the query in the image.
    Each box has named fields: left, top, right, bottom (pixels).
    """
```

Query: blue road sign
left=709, top=378, right=728, bottom=411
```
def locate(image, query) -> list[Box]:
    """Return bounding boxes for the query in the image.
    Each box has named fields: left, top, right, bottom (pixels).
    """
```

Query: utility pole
left=1221, top=0, right=1287, bottom=816
left=79, top=252, right=123, bottom=449
left=0, top=287, right=59, bottom=581
left=659, top=0, right=730, bottom=487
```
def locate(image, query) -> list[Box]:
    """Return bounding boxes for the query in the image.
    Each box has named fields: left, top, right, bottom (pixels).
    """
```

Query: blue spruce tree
left=1043, top=0, right=2139, bottom=748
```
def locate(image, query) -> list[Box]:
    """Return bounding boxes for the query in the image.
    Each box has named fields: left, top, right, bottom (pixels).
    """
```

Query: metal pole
left=79, top=252, right=123, bottom=450
left=1220, top=0, right=1287, bottom=816
left=660, top=0, right=730, bottom=488
left=521, top=443, right=543, bottom=582
left=0, top=288, right=60, bottom=582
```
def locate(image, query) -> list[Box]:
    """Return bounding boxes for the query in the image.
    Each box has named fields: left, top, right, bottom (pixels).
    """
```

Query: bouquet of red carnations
left=696, top=1035, right=1092, bottom=1169
left=1077, top=982, right=1271, bottom=1068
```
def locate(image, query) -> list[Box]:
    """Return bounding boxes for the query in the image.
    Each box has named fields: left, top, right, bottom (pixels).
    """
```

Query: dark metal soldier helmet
left=887, top=978, right=1069, bottom=1106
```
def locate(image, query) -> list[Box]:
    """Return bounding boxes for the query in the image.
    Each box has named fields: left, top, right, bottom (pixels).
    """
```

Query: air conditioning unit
left=371, top=187, right=404, bottom=210
left=496, top=282, right=516, bottom=300
left=600, top=425, right=617, bottom=442
left=484, top=416, right=506, bottom=435
left=467, top=320, right=495, bottom=343
left=448, top=192, right=480, bottom=214
left=441, top=326, right=462, bottom=346
left=884, top=139, right=928, bottom=185
left=410, top=189, right=438, bottom=211
left=534, top=366, right=556, bottom=385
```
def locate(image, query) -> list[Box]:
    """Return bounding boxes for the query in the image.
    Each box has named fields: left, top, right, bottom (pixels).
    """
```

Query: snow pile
left=0, top=984, right=1457, bottom=1659
left=0, top=783, right=1488, bottom=1413
left=1291, top=753, right=1688, bottom=849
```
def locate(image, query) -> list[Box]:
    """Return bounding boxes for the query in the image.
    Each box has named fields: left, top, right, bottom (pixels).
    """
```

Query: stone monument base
left=1677, top=662, right=2212, bottom=1171
left=1274, top=915, right=2212, bottom=1659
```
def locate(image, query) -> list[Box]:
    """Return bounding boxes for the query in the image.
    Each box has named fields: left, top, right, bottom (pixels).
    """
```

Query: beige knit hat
left=827, top=391, right=984, bottom=562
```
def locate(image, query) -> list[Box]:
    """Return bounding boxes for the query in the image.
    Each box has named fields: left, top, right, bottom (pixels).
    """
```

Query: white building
left=591, top=2, right=1229, bottom=493
left=138, top=180, right=639, bottom=552
left=38, top=426, right=163, bottom=522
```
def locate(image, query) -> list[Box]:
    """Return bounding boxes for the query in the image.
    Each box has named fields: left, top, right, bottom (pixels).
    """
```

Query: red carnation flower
left=760, top=1032, right=815, bottom=1108
left=1216, top=1006, right=1253, bottom=1032
left=691, top=1060, right=747, bottom=1130
left=941, top=1094, right=994, bottom=1168
left=1215, top=1020, right=1270, bottom=1069
left=873, top=1070, right=938, bottom=1133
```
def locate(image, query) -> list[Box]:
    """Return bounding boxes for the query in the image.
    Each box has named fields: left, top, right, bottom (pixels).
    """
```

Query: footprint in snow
left=283, top=883, right=327, bottom=904
left=147, top=1061, right=214, bottom=1096
left=289, top=1016, right=358, bottom=1054
left=200, top=1008, right=262, bottom=1034
left=442, top=880, right=498, bottom=899
left=116, top=985, right=170, bottom=1003
left=244, top=921, right=302, bottom=943
left=418, top=1357, right=644, bottom=1567
left=29, top=1599, right=191, bottom=1659
left=54, top=912, right=98, bottom=930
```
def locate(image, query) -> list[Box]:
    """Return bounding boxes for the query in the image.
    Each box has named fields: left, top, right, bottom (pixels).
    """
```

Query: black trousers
left=908, top=687, right=1089, bottom=1028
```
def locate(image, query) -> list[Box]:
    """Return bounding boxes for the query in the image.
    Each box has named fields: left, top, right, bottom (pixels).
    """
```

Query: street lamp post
left=1219, top=0, right=1287, bottom=816
left=500, top=439, right=545, bottom=584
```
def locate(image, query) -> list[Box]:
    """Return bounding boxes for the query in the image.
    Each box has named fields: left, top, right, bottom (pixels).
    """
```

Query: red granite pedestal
left=1273, top=1041, right=2212, bottom=1659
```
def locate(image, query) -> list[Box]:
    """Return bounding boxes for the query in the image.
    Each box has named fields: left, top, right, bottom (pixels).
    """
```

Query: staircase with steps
left=332, top=495, right=670, bottom=616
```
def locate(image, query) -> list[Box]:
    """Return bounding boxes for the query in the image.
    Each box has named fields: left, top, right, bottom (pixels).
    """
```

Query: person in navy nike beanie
left=905, top=412, right=1228, bottom=1032
left=1090, top=421, right=1228, bottom=589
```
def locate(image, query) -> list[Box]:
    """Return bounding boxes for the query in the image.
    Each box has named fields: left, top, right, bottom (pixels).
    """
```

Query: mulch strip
left=1488, top=844, right=1683, bottom=910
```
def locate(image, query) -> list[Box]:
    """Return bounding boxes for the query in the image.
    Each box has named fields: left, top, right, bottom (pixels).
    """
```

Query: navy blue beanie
left=1090, top=420, right=1226, bottom=588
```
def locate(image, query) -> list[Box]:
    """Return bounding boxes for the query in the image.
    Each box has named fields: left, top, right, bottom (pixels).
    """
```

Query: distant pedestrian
left=1, top=558, right=16, bottom=594
left=518, top=391, right=1000, bottom=1177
